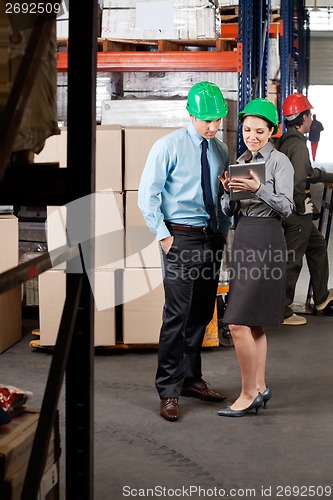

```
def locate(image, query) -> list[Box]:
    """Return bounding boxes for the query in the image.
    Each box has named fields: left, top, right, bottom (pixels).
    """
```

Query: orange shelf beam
left=57, top=46, right=242, bottom=73
left=221, top=21, right=283, bottom=39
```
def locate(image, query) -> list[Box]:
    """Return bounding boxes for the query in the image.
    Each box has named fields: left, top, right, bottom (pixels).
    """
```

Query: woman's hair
left=242, top=115, right=274, bottom=131
left=263, top=118, right=275, bottom=131
left=284, top=109, right=311, bottom=128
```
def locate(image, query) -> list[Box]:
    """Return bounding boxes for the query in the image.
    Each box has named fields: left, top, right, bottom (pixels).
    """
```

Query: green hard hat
left=186, top=81, right=228, bottom=120
left=238, top=98, right=279, bottom=134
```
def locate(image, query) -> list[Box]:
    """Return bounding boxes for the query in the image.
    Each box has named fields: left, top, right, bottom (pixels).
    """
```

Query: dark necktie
left=201, top=139, right=217, bottom=234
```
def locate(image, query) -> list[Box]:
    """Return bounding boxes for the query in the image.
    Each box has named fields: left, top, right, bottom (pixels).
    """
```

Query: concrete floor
left=2, top=311, right=333, bottom=500
left=1, top=184, right=333, bottom=500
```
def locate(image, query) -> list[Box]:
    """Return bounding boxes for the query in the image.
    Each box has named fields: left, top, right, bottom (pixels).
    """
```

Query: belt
left=166, top=222, right=211, bottom=234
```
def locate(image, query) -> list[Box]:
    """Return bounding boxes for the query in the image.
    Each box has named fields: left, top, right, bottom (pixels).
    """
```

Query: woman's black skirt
left=223, top=216, right=287, bottom=326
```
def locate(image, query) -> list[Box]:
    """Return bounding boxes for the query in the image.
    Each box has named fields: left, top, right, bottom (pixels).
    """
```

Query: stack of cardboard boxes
left=0, top=407, right=61, bottom=499
left=35, top=125, right=180, bottom=346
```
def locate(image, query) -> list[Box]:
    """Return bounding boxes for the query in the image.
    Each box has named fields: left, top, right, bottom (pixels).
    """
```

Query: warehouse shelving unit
left=280, top=0, right=296, bottom=124
left=295, top=0, right=310, bottom=94
left=57, top=45, right=242, bottom=72
left=56, top=1, right=282, bottom=158
left=0, top=1, right=311, bottom=498
left=0, top=1, right=98, bottom=498
left=237, top=0, right=273, bottom=155
left=53, top=2, right=289, bottom=345
left=279, top=0, right=310, bottom=124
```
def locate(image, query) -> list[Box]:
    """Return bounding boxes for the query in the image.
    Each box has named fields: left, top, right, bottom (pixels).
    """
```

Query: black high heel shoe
left=261, top=387, right=272, bottom=408
left=217, top=394, right=264, bottom=417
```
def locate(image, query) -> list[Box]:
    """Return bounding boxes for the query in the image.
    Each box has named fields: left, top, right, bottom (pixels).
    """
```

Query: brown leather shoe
left=181, top=379, right=227, bottom=402
left=160, top=397, right=179, bottom=421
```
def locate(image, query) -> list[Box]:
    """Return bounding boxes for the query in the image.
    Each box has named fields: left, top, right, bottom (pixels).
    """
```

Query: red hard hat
left=282, top=93, right=313, bottom=117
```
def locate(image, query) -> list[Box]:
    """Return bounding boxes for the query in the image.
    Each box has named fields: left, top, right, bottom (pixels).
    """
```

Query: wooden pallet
left=56, top=37, right=237, bottom=53
left=220, top=6, right=239, bottom=24
left=30, top=301, right=221, bottom=351
left=220, top=6, right=280, bottom=24
left=56, top=37, right=69, bottom=50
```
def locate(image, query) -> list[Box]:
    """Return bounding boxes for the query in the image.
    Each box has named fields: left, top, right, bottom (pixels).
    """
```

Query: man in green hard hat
left=138, top=81, right=232, bottom=421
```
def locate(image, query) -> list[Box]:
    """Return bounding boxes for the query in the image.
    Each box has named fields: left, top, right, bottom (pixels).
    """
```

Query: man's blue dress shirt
left=138, top=122, right=230, bottom=241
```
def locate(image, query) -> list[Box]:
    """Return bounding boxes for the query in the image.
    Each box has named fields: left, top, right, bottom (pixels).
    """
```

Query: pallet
left=220, top=6, right=280, bottom=24
left=30, top=302, right=221, bottom=351
left=220, top=6, right=239, bottom=24
left=56, top=37, right=237, bottom=53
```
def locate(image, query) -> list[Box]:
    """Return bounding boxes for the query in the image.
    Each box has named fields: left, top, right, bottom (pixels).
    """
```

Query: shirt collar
left=187, top=123, right=211, bottom=149
left=237, top=141, right=274, bottom=163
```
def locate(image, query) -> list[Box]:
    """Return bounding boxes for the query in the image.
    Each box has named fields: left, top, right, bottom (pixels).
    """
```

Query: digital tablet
left=228, top=161, right=266, bottom=201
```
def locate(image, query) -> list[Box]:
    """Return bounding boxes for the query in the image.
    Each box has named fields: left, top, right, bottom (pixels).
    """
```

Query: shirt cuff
left=156, top=223, right=171, bottom=241
left=254, top=183, right=263, bottom=197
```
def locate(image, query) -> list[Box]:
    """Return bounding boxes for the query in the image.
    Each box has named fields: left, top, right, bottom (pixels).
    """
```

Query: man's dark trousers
left=282, top=212, right=329, bottom=317
left=156, top=228, right=223, bottom=399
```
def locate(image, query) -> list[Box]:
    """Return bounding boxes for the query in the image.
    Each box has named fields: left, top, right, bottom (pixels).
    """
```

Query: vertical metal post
left=296, top=0, right=307, bottom=93
left=254, top=0, right=270, bottom=99
left=66, top=1, right=97, bottom=498
left=304, top=9, right=310, bottom=94
left=238, top=0, right=253, bottom=156
left=280, top=0, right=295, bottom=128
left=262, top=0, right=270, bottom=99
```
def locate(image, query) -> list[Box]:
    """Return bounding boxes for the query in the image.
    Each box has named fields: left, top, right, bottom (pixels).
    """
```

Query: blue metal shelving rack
left=280, top=0, right=295, bottom=128
left=237, top=0, right=271, bottom=156
left=295, top=0, right=310, bottom=94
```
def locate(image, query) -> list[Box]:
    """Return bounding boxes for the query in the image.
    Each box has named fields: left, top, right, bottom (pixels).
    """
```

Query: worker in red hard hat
left=275, top=93, right=333, bottom=325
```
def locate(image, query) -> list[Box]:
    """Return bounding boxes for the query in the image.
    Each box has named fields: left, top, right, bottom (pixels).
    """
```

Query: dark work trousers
left=156, top=229, right=223, bottom=399
left=282, top=212, right=329, bottom=318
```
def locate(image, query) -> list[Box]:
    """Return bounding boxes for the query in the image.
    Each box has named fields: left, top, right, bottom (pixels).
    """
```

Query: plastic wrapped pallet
left=102, top=98, right=189, bottom=128
left=268, top=37, right=280, bottom=81
left=123, top=71, right=238, bottom=100
left=101, top=97, right=232, bottom=143
left=219, top=1, right=280, bottom=7
left=57, top=72, right=123, bottom=124
left=102, top=0, right=220, bottom=40
left=0, top=4, right=60, bottom=154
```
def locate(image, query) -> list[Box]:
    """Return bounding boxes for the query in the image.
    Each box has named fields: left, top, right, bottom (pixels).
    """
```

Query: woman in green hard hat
left=218, top=98, right=294, bottom=417
left=138, top=81, right=232, bottom=422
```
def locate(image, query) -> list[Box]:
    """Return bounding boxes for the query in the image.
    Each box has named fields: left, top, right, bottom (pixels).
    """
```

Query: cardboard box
left=95, top=125, right=123, bottom=192
left=46, top=191, right=125, bottom=271
left=0, top=215, right=21, bottom=353
left=123, top=268, right=164, bottom=344
left=125, top=191, right=161, bottom=268
left=38, top=269, right=117, bottom=346
left=124, top=127, right=178, bottom=190
left=0, top=407, right=60, bottom=484
left=122, top=268, right=218, bottom=346
left=0, top=457, right=59, bottom=500
left=0, top=215, right=18, bottom=273
left=34, top=129, right=67, bottom=168
left=34, top=126, right=123, bottom=191
left=0, top=287, right=22, bottom=353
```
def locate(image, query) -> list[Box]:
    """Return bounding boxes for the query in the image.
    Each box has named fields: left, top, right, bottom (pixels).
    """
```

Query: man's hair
left=284, top=109, right=311, bottom=128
